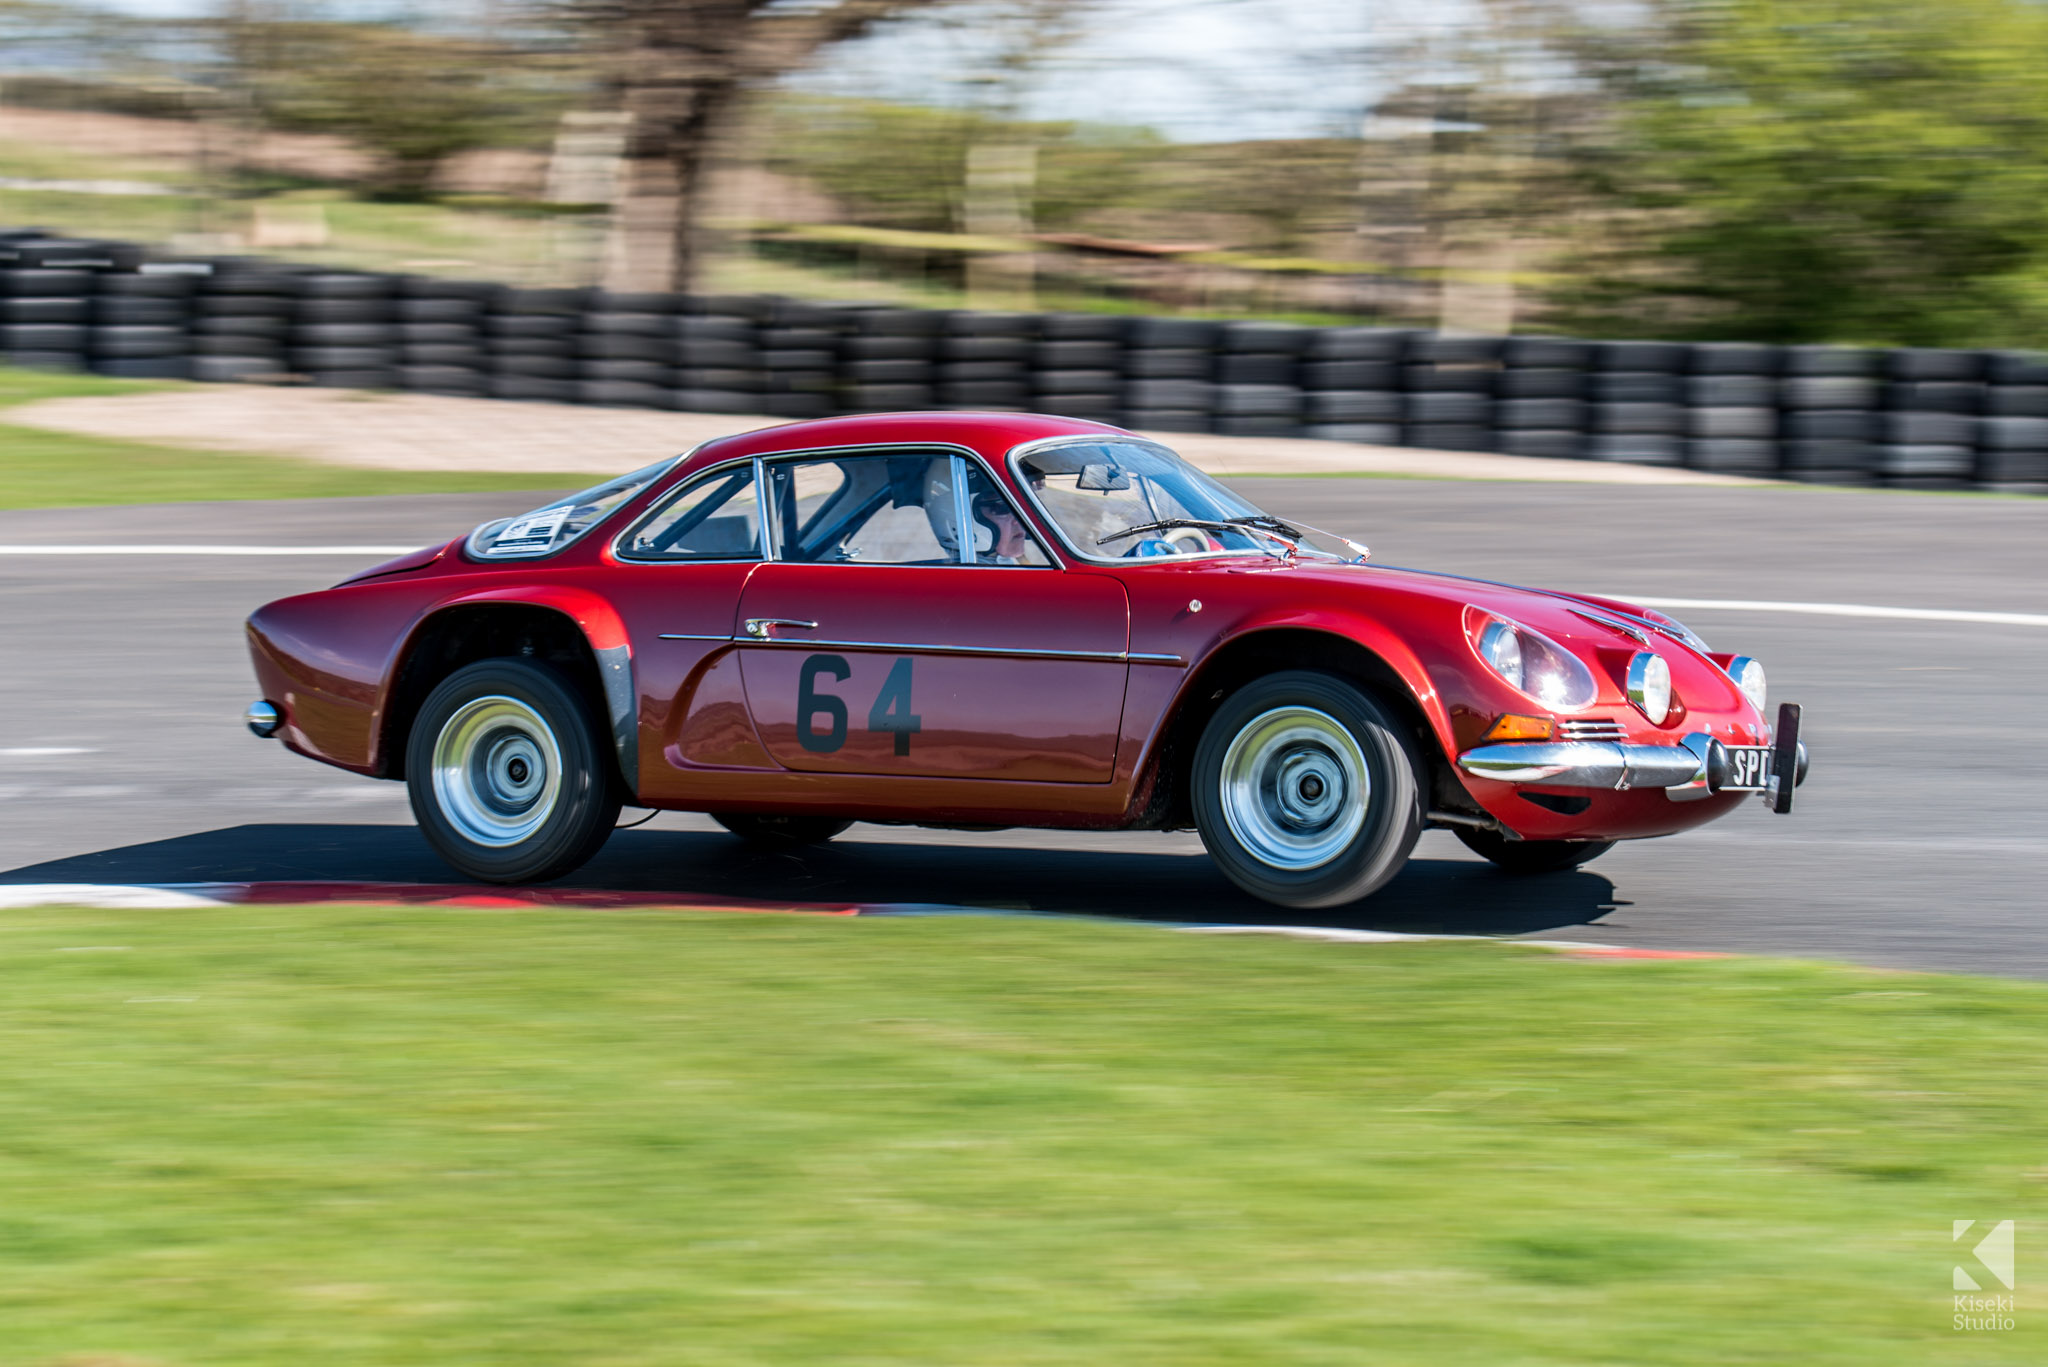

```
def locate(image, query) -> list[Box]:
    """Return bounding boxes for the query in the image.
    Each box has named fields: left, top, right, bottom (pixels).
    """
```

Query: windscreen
left=466, top=457, right=678, bottom=561
left=1014, top=440, right=1354, bottom=562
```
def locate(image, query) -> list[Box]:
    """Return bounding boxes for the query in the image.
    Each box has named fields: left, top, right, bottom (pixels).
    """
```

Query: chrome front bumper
left=1458, top=729, right=1810, bottom=803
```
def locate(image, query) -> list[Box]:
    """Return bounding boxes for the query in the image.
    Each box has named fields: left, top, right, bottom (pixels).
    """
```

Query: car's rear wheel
left=711, top=813, right=853, bottom=848
left=407, top=658, right=621, bottom=883
left=1454, top=827, right=1615, bottom=874
left=1192, top=671, right=1423, bottom=909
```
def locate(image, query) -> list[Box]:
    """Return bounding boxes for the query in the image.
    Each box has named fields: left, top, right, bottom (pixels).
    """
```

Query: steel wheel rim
left=1219, top=705, right=1370, bottom=871
left=431, top=695, right=563, bottom=848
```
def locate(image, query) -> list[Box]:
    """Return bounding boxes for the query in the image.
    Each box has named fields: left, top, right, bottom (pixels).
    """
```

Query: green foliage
left=228, top=22, right=580, bottom=197
left=1, top=904, right=2044, bottom=1364
left=1554, top=0, right=2048, bottom=345
left=755, top=96, right=1353, bottom=251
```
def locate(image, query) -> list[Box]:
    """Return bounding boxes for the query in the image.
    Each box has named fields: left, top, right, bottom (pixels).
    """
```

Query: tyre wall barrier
left=3, top=229, right=2044, bottom=491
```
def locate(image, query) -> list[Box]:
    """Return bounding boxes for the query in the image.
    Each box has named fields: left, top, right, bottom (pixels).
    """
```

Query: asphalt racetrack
left=2, top=478, right=2042, bottom=977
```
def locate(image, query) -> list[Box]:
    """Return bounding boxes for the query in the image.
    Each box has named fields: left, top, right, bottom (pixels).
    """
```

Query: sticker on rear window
left=491, top=508, right=570, bottom=553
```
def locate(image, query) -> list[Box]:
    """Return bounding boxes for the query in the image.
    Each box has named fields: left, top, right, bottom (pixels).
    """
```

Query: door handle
left=743, top=617, right=819, bottom=639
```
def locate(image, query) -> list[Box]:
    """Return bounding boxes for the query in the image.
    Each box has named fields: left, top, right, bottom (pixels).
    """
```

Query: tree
left=1544, top=0, right=2048, bottom=345
left=571, top=0, right=992, bottom=293
left=219, top=20, right=568, bottom=199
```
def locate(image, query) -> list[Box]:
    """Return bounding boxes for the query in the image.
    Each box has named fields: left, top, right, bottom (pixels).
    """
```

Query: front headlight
left=1468, top=611, right=1599, bottom=711
left=1627, top=651, right=1673, bottom=724
left=1725, top=655, right=1766, bottom=712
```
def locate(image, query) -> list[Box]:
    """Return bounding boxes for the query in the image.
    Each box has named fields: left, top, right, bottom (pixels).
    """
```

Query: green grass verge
left=0, top=368, right=583, bottom=509
left=2, top=905, right=2040, bottom=1365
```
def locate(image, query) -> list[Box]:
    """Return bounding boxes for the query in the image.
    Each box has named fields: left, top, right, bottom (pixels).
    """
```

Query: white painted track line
left=1622, top=594, right=2048, bottom=629
left=0, top=544, right=416, bottom=556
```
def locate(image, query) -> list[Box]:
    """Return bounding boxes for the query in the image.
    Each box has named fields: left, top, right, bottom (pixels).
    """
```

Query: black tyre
left=711, top=813, right=854, bottom=848
left=1191, top=671, right=1423, bottom=910
left=1454, top=826, right=1615, bottom=874
left=406, top=659, right=622, bottom=883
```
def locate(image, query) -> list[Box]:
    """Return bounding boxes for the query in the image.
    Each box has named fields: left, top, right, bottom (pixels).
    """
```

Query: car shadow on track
left=0, top=822, right=1627, bottom=938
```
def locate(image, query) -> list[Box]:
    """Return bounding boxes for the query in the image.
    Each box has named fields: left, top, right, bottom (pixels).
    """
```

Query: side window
left=962, top=463, right=1052, bottom=567
left=767, top=453, right=961, bottom=565
left=621, top=465, right=764, bottom=560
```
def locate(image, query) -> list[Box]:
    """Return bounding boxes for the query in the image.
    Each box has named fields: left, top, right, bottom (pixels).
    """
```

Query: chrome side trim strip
left=730, top=635, right=1182, bottom=666
left=1568, top=605, right=1650, bottom=644
left=656, top=632, right=733, bottom=641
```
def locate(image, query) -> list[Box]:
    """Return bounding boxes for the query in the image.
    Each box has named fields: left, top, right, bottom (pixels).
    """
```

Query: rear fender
left=381, top=585, right=637, bottom=791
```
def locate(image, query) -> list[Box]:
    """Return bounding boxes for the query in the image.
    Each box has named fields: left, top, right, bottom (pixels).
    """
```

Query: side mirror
left=1076, top=462, right=1132, bottom=492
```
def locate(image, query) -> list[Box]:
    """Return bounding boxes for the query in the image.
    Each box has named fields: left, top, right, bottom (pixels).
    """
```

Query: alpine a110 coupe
left=245, top=411, right=1807, bottom=909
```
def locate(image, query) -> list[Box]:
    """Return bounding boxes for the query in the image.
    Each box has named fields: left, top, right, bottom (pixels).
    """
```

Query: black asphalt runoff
left=1, top=478, right=2042, bottom=977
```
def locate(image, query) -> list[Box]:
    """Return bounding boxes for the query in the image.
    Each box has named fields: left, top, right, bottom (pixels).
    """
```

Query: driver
left=973, top=493, right=1031, bottom=565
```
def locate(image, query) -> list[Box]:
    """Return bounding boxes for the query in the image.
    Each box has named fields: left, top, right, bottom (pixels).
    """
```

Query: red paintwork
left=246, top=411, right=1778, bottom=843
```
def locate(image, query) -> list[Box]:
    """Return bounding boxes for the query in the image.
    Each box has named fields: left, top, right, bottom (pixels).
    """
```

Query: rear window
left=466, top=457, right=678, bottom=561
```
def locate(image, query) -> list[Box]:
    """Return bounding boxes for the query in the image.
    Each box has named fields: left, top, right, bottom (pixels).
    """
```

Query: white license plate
left=1721, top=745, right=1773, bottom=791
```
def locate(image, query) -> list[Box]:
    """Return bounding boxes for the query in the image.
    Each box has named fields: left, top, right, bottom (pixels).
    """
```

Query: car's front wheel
left=1191, top=671, right=1423, bottom=910
left=1454, top=826, right=1615, bottom=874
left=406, top=658, right=621, bottom=883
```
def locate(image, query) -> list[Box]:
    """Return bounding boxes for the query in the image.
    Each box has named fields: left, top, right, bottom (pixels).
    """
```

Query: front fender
left=1123, top=605, right=1466, bottom=826
left=1227, top=608, right=1458, bottom=758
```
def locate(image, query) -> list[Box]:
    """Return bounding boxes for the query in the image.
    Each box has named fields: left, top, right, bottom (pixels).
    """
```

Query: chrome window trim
left=616, top=441, right=1059, bottom=569
left=469, top=452, right=688, bottom=564
left=610, top=454, right=767, bottom=564
left=749, top=441, right=1053, bottom=569
left=755, top=456, right=777, bottom=561
left=952, top=453, right=977, bottom=565
left=1003, top=432, right=1284, bottom=568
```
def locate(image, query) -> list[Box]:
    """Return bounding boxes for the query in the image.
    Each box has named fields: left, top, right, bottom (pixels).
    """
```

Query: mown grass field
left=0, top=367, right=582, bottom=509
left=2, top=903, right=2041, bottom=1365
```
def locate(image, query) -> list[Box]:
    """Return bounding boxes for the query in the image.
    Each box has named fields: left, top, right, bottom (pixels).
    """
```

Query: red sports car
left=245, top=412, right=1807, bottom=908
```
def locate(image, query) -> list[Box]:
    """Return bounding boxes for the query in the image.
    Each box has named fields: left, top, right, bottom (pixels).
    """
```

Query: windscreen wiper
left=1097, top=518, right=1292, bottom=558
left=1225, top=514, right=1369, bottom=563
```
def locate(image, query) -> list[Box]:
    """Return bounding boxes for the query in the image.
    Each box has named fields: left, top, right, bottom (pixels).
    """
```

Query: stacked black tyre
left=1032, top=312, right=1124, bottom=425
left=839, top=307, right=941, bottom=413
left=1301, top=327, right=1405, bottom=444
left=758, top=298, right=840, bottom=419
left=1779, top=346, right=1879, bottom=484
left=1587, top=341, right=1686, bottom=466
left=940, top=311, right=1035, bottom=411
left=291, top=272, right=395, bottom=390
left=89, top=268, right=194, bottom=379
left=192, top=262, right=293, bottom=383
left=1403, top=332, right=1499, bottom=452
left=839, top=309, right=942, bottom=411
left=395, top=277, right=495, bottom=397
left=1122, top=316, right=1217, bottom=432
left=1979, top=351, right=2048, bottom=490
left=1879, top=348, right=1982, bottom=487
left=675, top=298, right=764, bottom=414
left=1211, top=321, right=1308, bottom=437
left=1495, top=335, right=1592, bottom=460
left=1684, top=343, right=1782, bottom=475
left=1, top=255, right=93, bottom=372
left=578, top=290, right=675, bottom=409
left=485, top=287, right=584, bottom=405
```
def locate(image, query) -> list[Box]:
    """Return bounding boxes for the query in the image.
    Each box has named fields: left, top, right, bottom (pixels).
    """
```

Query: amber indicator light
left=1484, top=713, right=1556, bottom=742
